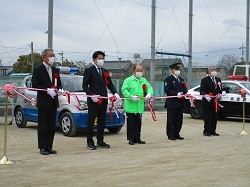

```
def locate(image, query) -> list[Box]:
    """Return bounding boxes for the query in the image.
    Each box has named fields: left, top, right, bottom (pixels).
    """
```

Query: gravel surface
left=0, top=112, right=250, bottom=187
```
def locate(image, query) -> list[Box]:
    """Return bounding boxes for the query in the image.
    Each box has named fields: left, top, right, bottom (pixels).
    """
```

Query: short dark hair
left=92, top=51, right=105, bottom=59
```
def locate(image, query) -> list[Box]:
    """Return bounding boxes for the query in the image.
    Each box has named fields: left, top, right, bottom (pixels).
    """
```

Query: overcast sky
left=0, top=0, right=247, bottom=67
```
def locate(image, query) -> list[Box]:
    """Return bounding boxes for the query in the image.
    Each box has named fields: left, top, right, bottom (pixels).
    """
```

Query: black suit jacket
left=200, top=76, right=222, bottom=107
left=164, top=75, right=188, bottom=108
left=32, top=64, right=62, bottom=109
left=82, top=65, right=117, bottom=105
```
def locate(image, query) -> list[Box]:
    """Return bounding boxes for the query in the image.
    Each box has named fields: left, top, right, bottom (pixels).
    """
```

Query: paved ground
left=0, top=112, right=250, bottom=187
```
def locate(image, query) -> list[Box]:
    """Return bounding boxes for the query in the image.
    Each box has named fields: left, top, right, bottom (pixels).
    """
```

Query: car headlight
left=80, top=101, right=88, bottom=110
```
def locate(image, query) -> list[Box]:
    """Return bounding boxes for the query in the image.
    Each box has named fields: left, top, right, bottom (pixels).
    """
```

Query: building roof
left=103, top=61, right=132, bottom=70
left=140, top=58, right=183, bottom=67
left=0, top=65, right=13, bottom=69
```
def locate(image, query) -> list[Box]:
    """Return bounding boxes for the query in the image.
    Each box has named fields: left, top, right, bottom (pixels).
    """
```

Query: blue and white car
left=14, top=67, right=125, bottom=137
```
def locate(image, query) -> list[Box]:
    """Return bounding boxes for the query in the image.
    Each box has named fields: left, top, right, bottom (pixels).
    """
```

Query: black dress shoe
left=136, top=140, right=146, bottom=144
left=47, top=148, right=57, bottom=154
left=40, top=149, right=49, bottom=155
left=87, top=142, right=97, bottom=150
left=128, top=140, right=135, bottom=145
left=211, top=132, right=220, bottom=136
left=175, top=136, right=184, bottom=140
left=97, top=141, right=110, bottom=148
left=203, top=132, right=211, bottom=136
left=168, top=137, right=176, bottom=140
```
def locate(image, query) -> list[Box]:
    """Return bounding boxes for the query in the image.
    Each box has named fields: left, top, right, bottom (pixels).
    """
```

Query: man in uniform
left=164, top=62, right=187, bottom=140
left=200, top=66, right=223, bottom=136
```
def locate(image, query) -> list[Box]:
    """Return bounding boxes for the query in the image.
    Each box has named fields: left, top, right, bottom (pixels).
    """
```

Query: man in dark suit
left=82, top=51, right=120, bottom=150
left=200, top=66, right=223, bottom=136
left=164, top=62, right=188, bottom=140
left=32, top=48, right=62, bottom=155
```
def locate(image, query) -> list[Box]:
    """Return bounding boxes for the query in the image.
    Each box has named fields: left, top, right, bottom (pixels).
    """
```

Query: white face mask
left=96, top=59, right=104, bottom=67
left=174, top=70, right=180, bottom=76
left=48, top=57, right=54, bottom=65
left=135, top=72, right=143, bottom=78
left=211, top=71, right=217, bottom=77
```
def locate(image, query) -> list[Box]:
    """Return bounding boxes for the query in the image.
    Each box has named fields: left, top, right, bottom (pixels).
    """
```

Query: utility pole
left=48, top=0, right=53, bottom=49
left=150, top=0, right=156, bottom=92
left=58, top=51, right=64, bottom=64
left=187, top=0, right=193, bottom=89
left=239, top=43, right=245, bottom=62
left=31, top=42, right=34, bottom=73
left=246, top=0, right=250, bottom=64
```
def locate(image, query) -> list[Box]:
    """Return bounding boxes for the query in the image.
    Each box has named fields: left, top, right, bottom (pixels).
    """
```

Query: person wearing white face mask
left=122, top=64, right=154, bottom=145
left=164, top=62, right=187, bottom=141
left=200, top=66, right=223, bottom=136
left=82, top=51, right=121, bottom=150
left=32, top=48, right=62, bottom=155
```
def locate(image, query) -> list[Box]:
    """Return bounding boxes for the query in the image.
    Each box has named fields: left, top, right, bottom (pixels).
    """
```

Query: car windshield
left=240, top=82, right=250, bottom=91
left=61, top=75, right=83, bottom=92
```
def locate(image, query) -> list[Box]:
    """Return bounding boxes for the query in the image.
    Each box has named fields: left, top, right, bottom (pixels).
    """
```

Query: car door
left=22, top=76, right=38, bottom=122
left=220, top=82, right=242, bottom=117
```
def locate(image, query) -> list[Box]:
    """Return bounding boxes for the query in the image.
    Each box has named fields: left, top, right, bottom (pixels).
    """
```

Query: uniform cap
left=169, top=62, right=181, bottom=69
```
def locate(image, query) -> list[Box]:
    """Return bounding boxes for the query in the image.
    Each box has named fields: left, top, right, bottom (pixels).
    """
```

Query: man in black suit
left=82, top=51, right=120, bottom=150
left=164, top=62, right=188, bottom=140
left=200, top=66, right=223, bottom=136
left=32, top=48, right=62, bottom=155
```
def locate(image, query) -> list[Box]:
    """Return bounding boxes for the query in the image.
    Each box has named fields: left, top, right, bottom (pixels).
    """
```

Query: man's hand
left=91, top=95, right=100, bottom=103
left=57, top=88, right=64, bottom=96
left=177, top=92, right=183, bottom=98
left=144, top=93, right=151, bottom=100
left=114, top=93, right=121, bottom=100
left=204, top=94, right=211, bottom=102
left=221, top=91, right=227, bottom=96
left=131, top=95, right=139, bottom=101
left=47, top=88, right=56, bottom=99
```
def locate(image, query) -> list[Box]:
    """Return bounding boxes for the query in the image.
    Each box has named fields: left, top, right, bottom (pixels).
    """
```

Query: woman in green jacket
left=121, top=64, right=154, bottom=145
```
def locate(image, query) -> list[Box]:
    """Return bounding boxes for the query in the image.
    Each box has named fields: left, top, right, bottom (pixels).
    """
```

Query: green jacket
left=121, top=75, right=154, bottom=114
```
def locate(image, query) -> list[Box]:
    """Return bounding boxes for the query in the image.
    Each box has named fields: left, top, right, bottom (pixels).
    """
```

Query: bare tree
left=217, top=54, right=238, bottom=74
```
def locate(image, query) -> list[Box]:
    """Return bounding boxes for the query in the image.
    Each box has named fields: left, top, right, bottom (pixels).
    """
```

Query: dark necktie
left=213, top=77, right=217, bottom=89
left=97, top=68, right=102, bottom=81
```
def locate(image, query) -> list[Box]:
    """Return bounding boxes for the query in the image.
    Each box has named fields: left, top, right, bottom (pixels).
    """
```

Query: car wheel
left=107, top=127, right=122, bottom=133
left=15, top=107, right=27, bottom=128
left=59, top=112, right=76, bottom=137
left=190, top=102, right=202, bottom=119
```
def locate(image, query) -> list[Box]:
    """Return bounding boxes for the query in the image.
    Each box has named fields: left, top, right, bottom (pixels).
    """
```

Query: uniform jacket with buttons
left=164, top=74, right=188, bottom=108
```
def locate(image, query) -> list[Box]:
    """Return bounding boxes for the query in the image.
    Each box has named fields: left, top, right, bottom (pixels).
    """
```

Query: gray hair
left=41, top=48, right=53, bottom=57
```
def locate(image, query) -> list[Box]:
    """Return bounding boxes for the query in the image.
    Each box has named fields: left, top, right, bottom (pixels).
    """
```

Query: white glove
left=114, top=93, right=121, bottom=100
left=57, top=88, right=64, bottom=96
left=177, top=92, right=183, bottom=98
left=91, top=95, right=100, bottom=103
left=204, top=94, right=211, bottom=102
left=131, top=95, right=139, bottom=101
left=47, top=88, right=56, bottom=98
left=144, top=93, right=151, bottom=100
left=221, top=91, right=227, bottom=96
